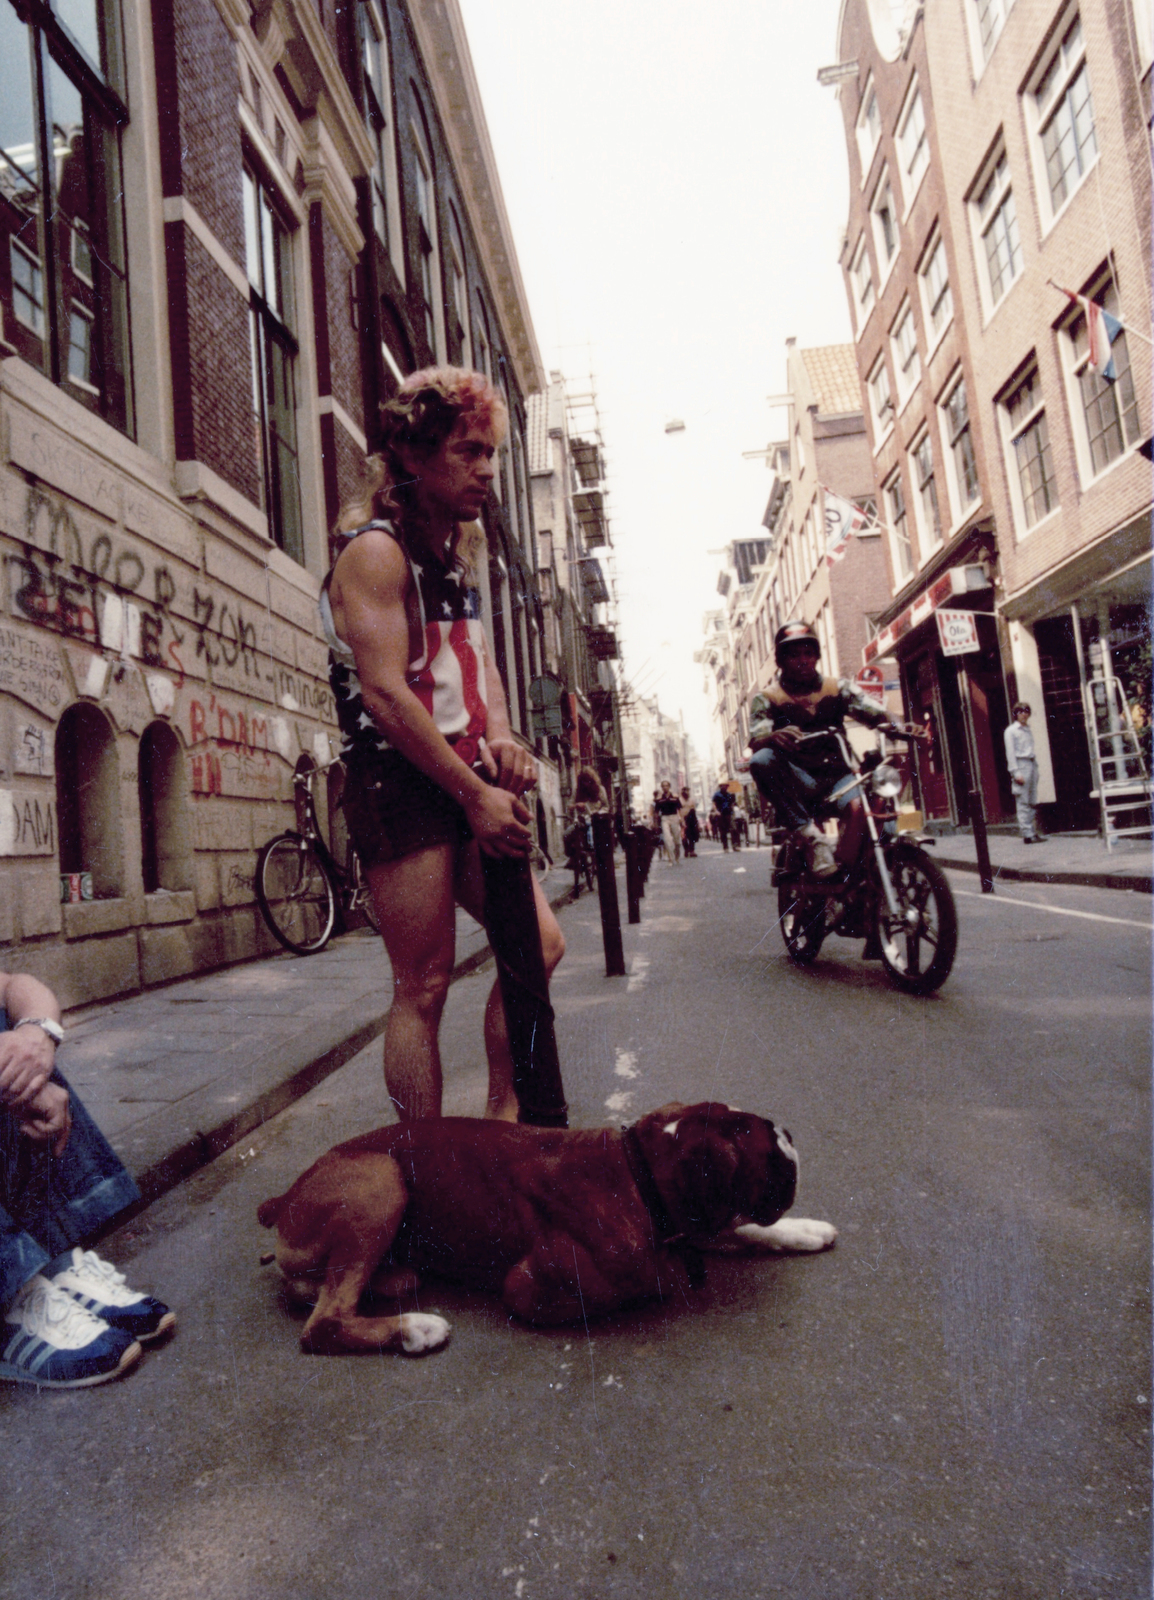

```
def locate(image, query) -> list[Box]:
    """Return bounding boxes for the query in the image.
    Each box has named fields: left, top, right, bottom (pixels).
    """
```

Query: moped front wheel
left=874, top=848, right=957, bottom=994
left=778, top=880, right=827, bottom=965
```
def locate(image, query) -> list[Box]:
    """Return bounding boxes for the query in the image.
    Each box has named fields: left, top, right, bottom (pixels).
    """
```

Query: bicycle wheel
left=778, top=880, right=827, bottom=965
left=256, top=833, right=337, bottom=954
left=874, top=847, right=957, bottom=994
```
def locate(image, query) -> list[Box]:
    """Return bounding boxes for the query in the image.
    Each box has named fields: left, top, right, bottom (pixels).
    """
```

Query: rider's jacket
left=749, top=675, right=895, bottom=771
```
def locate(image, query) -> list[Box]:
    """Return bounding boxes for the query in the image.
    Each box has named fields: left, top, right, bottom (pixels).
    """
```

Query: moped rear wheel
left=874, top=847, right=957, bottom=994
left=778, top=880, right=828, bottom=965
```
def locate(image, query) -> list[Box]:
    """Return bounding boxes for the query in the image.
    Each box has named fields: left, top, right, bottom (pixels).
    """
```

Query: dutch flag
left=1058, top=287, right=1125, bottom=382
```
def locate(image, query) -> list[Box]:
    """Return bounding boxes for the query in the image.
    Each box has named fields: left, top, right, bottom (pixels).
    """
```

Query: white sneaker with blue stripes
left=46, top=1249, right=175, bottom=1343
left=1, top=1276, right=140, bottom=1388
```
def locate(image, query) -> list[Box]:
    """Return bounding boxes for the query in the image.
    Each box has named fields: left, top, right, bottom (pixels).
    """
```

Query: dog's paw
left=399, top=1313, right=451, bottom=1355
left=735, top=1217, right=838, bottom=1253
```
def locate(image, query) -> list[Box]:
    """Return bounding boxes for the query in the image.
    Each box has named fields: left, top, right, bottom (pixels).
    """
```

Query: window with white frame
left=360, top=2, right=403, bottom=282
left=1032, top=16, right=1097, bottom=218
left=919, top=233, right=953, bottom=342
left=243, top=164, right=302, bottom=563
left=891, top=302, right=921, bottom=404
left=447, top=204, right=470, bottom=360
left=856, top=81, right=882, bottom=173
left=897, top=83, right=929, bottom=198
left=868, top=353, right=894, bottom=437
left=1064, top=281, right=1141, bottom=478
left=910, top=431, right=942, bottom=555
left=871, top=172, right=899, bottom=278
left=851, top=234, right=875, bottom=322
left=972, top=0, right=1016, bottom=65
left=940, top=374, right=980, bottom=518
left=411, top=115, right=443, bottom=359
left=1000, top=363, right=1058, bottom=530
left=884, top=469, right=913, bottom=585
left=972, top=149, right=1021, bottom=311
left=473, top=292, right=491, bottom=381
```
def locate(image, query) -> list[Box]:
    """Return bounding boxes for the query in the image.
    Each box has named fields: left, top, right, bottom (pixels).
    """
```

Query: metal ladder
left=1086, top=675, right=1151, bottom=849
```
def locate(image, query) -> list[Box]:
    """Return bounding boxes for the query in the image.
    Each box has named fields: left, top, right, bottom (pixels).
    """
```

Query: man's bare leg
left=367, top=845, right=458, bottom=1120
left=456, top=846, right=565, bottom=1120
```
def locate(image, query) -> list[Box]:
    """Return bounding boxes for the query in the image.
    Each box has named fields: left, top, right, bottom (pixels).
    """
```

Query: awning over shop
left=863, top=564, right=991, bottom=664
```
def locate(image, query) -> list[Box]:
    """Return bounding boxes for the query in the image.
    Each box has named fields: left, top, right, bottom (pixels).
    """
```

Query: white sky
left=457, top=0, right=854, bottom=759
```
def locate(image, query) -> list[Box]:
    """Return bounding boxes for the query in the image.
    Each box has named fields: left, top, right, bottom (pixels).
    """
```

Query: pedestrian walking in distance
left=1004, top=702, right=1047, bottom=844
left=680, top=788, right=700, bottom=857
left=321, top=367, right=565, bottom=1122
left=655, top=781, right=683, bottom=864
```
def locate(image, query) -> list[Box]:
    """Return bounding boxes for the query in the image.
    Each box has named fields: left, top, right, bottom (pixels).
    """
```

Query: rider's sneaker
left=45, top=1248, right=175, bottom=1343
left=1, top=1276, right=141, bottom=1388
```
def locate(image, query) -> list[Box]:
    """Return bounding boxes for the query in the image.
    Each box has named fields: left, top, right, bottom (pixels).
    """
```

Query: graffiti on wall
left=13, top=720, right=53, bottom=777
left=6, top=486, right=334, bottom=720
left=0, top=624, right=68, bottom=718
left=0, top=789, right=56, bottom=855
left=187, top=693, right=292, bottom=800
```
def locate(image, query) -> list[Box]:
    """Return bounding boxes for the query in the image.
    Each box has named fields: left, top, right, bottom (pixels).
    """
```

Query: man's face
left=1016, top=707, right=1031, bottom=725
left=410, top=416, right=498, bottom=525
left=780, top=642, right=820, bottom=679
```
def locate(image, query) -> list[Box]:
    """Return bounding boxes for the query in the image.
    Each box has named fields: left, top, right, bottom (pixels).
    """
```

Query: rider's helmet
left=774, top=620, right=821, bottom=669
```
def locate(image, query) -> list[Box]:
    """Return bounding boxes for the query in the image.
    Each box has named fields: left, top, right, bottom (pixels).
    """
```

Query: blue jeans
left=0, top=1012, right=139, bottom=1310
left=749, top=746, right=855, bottom=832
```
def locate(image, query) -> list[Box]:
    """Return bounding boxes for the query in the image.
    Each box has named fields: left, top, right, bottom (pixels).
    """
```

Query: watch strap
left=12, top=1017, right=63, bottom=1044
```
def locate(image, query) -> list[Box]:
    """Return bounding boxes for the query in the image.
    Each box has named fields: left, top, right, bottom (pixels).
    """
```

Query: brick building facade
left=832, top=0, right=1151, bottom=833
left=0, top=0, right=550, bottom=1005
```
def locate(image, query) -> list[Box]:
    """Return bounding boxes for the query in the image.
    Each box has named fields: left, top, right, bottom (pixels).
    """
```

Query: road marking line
left=953, top=887, right=1152, bottom=931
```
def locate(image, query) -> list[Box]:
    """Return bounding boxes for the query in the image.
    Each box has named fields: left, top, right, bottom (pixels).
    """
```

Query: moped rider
left=747, top=622, right=924, bottom=878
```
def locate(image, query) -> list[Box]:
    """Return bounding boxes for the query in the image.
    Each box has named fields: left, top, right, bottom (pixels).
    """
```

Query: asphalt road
left=2, top=843, right=1150, bottom=1600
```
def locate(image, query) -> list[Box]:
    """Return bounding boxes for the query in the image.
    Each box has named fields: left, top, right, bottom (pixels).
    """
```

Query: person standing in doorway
left=1004, top=702, right=1047, bottom=844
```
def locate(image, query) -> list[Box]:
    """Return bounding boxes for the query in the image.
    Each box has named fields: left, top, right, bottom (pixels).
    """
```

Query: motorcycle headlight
left=871, top=762, right=903, bottom=798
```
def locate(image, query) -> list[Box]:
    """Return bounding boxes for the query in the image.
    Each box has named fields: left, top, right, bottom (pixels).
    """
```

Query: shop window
left=138, top=720, right=190, bottom=893
left=243, top=163, right=302, bottom=563
left=55, top=701, right=121, bottom=897
left=0, top=0, right=132, bottom=431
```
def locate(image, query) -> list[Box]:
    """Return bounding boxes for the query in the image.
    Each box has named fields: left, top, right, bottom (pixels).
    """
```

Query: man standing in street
left=1004, top=702, right=1047, bottom=844
left=711, top=783, right=735, bottom=851
left=321, top=368, right=565, bottom=1122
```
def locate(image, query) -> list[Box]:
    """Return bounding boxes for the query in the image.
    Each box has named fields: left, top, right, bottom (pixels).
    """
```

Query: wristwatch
left=12, top=1017, right=63, bottom=1045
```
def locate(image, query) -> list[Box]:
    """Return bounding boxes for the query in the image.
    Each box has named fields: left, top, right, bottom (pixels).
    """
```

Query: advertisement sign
left=936, top=608, right=981, bottom=656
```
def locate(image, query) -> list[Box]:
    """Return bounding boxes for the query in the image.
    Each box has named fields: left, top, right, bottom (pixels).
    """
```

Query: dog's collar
left=621, top=1125, right=705, bottom=1288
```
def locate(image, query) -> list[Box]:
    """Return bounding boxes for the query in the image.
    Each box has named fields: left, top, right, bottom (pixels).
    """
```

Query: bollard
left=624, top=829, right=642, bottom=924
left=481, top=850, right=568, bottom=1127
left=592, top=813, right=626, bottom=976
left=968, top=787, right=995, bottom=895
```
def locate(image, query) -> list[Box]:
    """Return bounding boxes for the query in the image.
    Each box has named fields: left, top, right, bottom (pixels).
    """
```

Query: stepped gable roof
left=801, top=344, right=862, bottom=417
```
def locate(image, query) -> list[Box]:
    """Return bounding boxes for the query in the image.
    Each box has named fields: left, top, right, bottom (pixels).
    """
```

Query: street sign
left=854, top=664, right=886, bottom=702
left=936, top=608, right=981, bottom=656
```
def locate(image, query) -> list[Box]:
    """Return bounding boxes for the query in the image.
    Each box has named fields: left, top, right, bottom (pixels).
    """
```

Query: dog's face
left=638, top=1102, right=798, bottom=1235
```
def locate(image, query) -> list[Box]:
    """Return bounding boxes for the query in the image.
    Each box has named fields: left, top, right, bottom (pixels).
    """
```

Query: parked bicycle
left=256, top=759, right=379, bottom=955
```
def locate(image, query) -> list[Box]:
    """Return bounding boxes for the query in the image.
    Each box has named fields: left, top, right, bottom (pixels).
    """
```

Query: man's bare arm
left=0, top=970, right=61, bottom=1110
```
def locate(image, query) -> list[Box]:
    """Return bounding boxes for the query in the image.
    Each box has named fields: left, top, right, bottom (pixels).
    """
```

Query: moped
left=772, top=730, right=957, bottom=994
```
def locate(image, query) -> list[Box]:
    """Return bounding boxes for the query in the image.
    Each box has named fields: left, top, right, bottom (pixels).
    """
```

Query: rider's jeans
left=749, top=746, right=853, bottom=832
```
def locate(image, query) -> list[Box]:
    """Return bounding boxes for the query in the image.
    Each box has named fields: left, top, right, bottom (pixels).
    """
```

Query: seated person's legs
left=749, top=748, right=837, bottom=876
left=1, top=1064, right=173, bottom=1389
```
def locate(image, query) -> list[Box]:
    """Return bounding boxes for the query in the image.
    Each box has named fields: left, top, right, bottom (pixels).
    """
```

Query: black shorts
left=341, top=751, right=472, bottom=868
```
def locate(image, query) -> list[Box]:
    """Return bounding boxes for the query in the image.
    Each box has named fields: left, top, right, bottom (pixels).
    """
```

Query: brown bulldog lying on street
left=257, top=1101, right=837, bottom=1356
